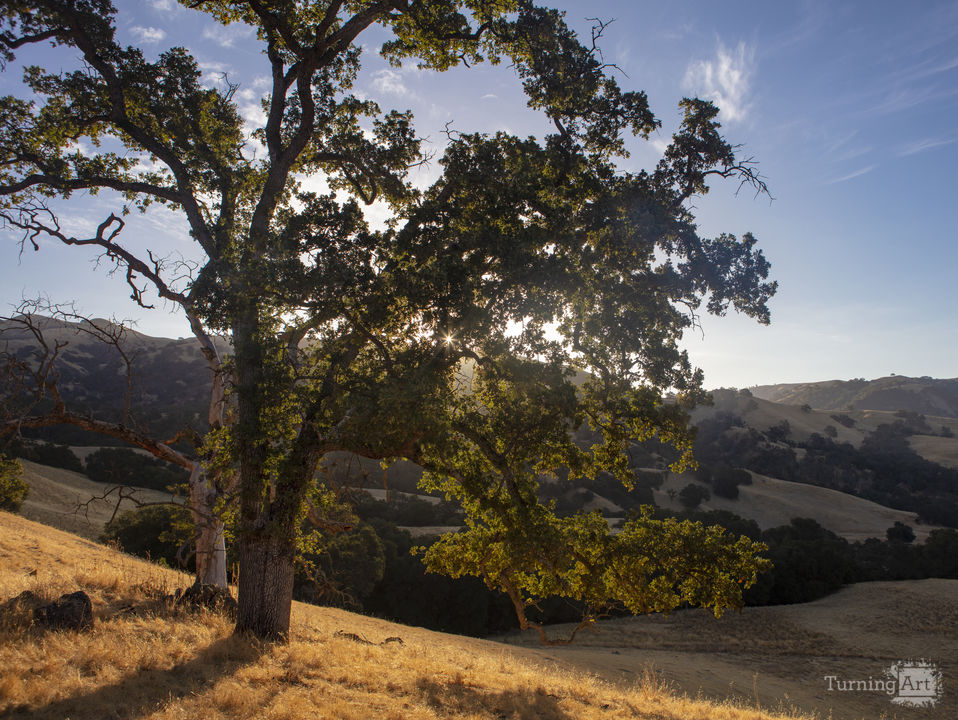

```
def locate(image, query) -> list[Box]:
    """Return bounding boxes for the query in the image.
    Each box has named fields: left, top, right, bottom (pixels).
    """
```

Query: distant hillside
left=0, top=315, right=221, bottom=442
left=750, top=375, right=958, bottom=418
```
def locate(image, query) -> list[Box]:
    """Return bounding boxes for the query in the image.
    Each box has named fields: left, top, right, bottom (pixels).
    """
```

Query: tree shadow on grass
left=1, top=633, right=262, bottom=720
left=416, top=676, right=577, bottom=720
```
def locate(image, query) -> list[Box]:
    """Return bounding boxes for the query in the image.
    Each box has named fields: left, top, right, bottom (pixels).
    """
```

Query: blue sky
left=2, top=0, right=957, bottom=389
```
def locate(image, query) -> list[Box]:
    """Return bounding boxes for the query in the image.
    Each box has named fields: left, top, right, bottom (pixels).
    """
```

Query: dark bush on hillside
left=894, top=410, right=932, bottom=434
left=678, top=483, right=709, bottom=508
left=922, top=529, right=958, bottom=577
left=100, top=504, right=194, bottom=569
left=830, top=413, right=855, bottom=428
left=85, top=448, right=189, bottom=492
left=886, top=521, right=915, bottom=544
left=746, top=518, right=855, bottom=606
left=295, top=524, right=386, bottom=609
left=353, top=492, right=462, bottom=526
left=7, top=440, right=83, bottom=472
left=823, top=424, right=838, bottom=438
left=0, top=454, right=28, bottom=512
left=941, top=425, right=955, bottom=438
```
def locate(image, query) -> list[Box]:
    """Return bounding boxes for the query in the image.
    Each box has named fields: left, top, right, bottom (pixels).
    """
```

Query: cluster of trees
left=6, top=441, right=190, bottom=493
left=1, top=0, right=777, bottom=639
left=103, top=492, right=958, bottom=637
left=692, top=412, right=958, bottom=527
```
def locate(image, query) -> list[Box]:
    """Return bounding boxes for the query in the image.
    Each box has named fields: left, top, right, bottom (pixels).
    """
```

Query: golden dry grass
left=0, top=511, right=811, bottom=720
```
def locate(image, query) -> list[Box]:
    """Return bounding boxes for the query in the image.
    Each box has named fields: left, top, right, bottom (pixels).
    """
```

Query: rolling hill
left=750, top=376, right=958, bottom=418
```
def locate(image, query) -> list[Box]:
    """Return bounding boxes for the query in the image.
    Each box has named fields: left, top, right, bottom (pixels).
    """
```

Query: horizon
left=2, top=0, right=956, bottom=388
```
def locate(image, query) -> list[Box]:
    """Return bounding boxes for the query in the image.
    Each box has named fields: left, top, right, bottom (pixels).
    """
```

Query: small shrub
left=100, top=504, right=195, bottom=569
left=830, top=413, right=855, bottom=428
left=886, top=521, right=916, bottom=544
left=678, top=483, right=710, bottom=509
left=823, top=424, right=838, bottom=438
left=0, top=454, right=28, bottom=512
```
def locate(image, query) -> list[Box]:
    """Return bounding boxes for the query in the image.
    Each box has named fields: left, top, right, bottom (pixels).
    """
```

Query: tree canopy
left=0, top=0, right=775, bottom=640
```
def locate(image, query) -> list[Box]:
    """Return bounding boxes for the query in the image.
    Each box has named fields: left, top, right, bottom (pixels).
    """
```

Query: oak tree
left=1, top=0, right=775, bottom=640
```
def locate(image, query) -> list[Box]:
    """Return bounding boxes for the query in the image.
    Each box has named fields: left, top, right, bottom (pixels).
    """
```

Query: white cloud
left=202, top=23, right=254, bottom=48
left=825, top=164, right=876, bottom=185
left=371, top=69, right=409, bottom=97
left=899, top=137, right=958, bottom=156
left=683, top=41, right=755, bottom=124
left=131, top=26, right=166, bottom=44
left=649, top=137, right=669, bottom=155
left=151, top=0, right=174, bottom=11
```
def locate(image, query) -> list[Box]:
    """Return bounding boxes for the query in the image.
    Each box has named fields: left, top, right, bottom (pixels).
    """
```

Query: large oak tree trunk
left=235, top=531, right=296, bottom=640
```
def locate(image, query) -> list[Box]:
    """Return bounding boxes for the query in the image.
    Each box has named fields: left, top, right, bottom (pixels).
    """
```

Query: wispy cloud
left=131, top=26, right=166, bottom=44
left=825, top=164, right=876, bottom=185
left=371, top=69, right=409, bottom=97
left=898, top=137, right=958, bottom=157
left=683, top=41, right=755, bottom=123
left=151, top=0, right=174, bottom=11
left=202, top=23, right=254, bottom=48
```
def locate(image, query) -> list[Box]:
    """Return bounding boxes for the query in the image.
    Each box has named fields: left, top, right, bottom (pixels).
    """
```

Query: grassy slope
left=654, top=471, right=935, bottom=542
left=0, top=512, right=808, bottom=720
left=16, top=459, right=180, bottom=540
left=502, top=579, right=958, bottom=720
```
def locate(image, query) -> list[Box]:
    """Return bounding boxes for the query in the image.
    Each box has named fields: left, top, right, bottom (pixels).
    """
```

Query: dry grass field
left=652, top=471, right=938, bottom=542
left=502, top=580, right=958, bottom=720
left=16, top=459, right=179, bottom=540
left=0, top=511, right=814, bottom=720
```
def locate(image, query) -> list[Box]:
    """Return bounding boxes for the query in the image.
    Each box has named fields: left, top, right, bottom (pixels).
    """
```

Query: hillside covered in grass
left=0, top=511, right=817, bottom=720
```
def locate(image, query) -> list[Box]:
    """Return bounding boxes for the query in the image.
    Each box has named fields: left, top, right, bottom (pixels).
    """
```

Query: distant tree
left=678, top=483, right=711, bottom=508
left=711, top=464, right=750, bottom=500
left=7, top=439, right=83, bottom=473
left=940, top=425, right=954, bottom=439
left=886, top=521, right=916, bottom=544
left=800, top=404, right=812, bottom=413
left=830, top=414, right=855, bottom=428
left=823, top=424, right=838, bottom=439
left=766, top=420, right=791, bottom=444
left=0, top=453, right=27, bottom=512
left=101, top=504, right=195, bottom=568
left=85, top=448, right=190, bottom=493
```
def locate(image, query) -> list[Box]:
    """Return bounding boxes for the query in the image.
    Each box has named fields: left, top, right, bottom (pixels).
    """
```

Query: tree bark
left=188, top=464, right=227, bottom=587
left=235, top=531, right=296, bottom=640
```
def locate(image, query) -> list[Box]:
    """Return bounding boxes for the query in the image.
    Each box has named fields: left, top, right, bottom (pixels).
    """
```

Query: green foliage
left=0, top=453, right=28, bottom=512
left=84, top=448, right=189, bottom=492
left=422, top=506, right=769, bottom=627
left=100, top=504, right=195, bottom=569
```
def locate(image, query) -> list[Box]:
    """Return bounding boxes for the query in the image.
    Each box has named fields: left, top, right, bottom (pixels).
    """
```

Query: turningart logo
left=823, top=659, right=942, bottom=708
